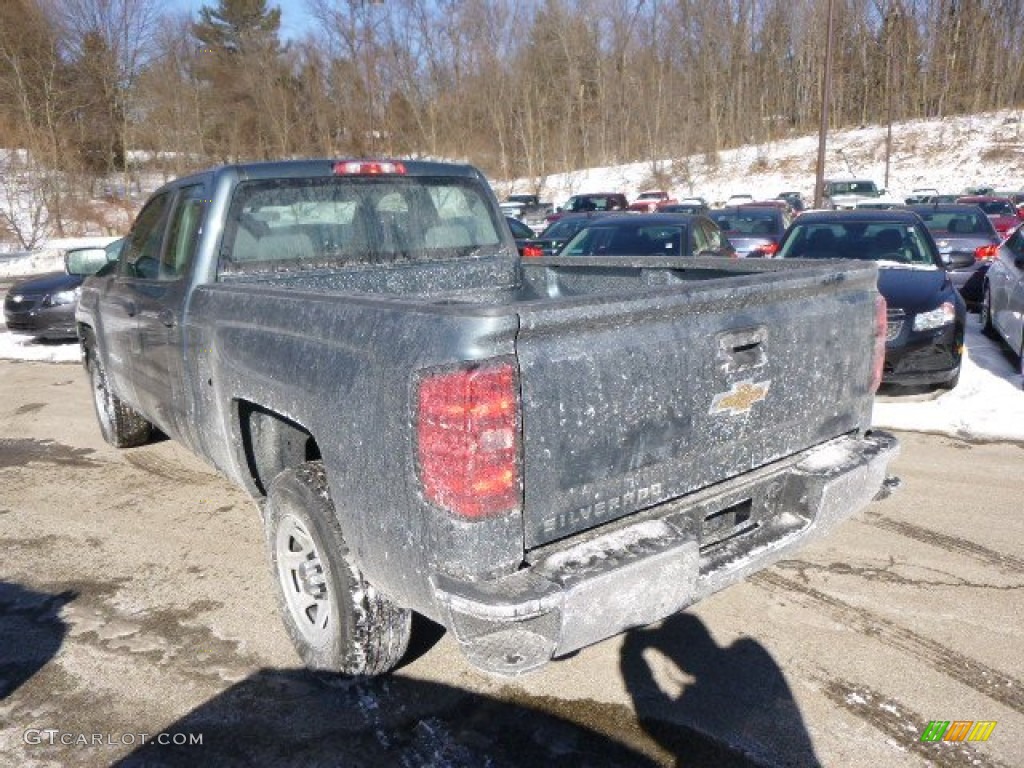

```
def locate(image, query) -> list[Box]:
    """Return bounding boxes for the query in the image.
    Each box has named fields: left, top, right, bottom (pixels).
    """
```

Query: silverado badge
left=710, top=379, right=771, bottom=416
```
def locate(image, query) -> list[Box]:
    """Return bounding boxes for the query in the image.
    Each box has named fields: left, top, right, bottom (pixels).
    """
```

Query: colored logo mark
left=920, top=720, right=997, bottom=742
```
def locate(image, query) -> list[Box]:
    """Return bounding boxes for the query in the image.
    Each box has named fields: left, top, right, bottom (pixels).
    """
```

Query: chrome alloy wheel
left=275, top=514, right=332, bottom=646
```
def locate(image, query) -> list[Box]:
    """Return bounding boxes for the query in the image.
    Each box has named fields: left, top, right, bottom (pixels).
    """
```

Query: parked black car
left=504, top=216, right=537, bottom=257
left=776, top=210, right=967, bottom=389
left=982, top=225, right=1024, bottom=385
left=4, top=238, right=124, bottom=340
left=526, top=212, right=618, bottom=257
left=657, top=201, right=711, bottom=216
left=709, top=205, right=790, bottom=257
left=907, top=203, right=1000, bottom=310
left=559, top=213, right=735, bottom=258
left=545, top=192, right=629, bottom=225
left=776, top=191, right=806, bottom=213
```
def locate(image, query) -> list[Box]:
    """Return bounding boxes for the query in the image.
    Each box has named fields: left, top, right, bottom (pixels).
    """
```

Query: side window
left=162, top=185, right=208, bottom=280
left=1005, top=227, right=1024, bottom=257
left=121, top=193, right=173, bottom=279
left=693, top=219, right=721, bottom=254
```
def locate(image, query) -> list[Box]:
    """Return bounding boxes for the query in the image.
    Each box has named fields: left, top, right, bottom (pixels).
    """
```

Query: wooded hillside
left=2, top=0, right=1022, bottom=243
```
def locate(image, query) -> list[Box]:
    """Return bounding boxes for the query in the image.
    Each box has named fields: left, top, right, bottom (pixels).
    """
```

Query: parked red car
left=955, top=195, right=1023, bottom=238
left=628, top=190, right=676, bottom=212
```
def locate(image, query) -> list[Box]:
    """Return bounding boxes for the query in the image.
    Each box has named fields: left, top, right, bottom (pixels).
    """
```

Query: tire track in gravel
left=123, top=451, right=218, bottom=486
left=820, top=678, right=1011, bottom=768
left=863, top=513, right=1024, bottom=574
left=751, top=571, right=1024, bottom=713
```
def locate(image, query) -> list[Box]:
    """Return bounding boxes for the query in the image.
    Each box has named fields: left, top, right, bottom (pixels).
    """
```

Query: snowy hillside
left=508, top=109, right=1024, bottom=206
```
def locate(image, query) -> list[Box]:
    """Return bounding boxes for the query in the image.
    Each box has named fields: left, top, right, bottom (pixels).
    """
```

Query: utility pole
left=884, top=8, right=900, bottom=191
left=814, top=0, right=836, bottom=208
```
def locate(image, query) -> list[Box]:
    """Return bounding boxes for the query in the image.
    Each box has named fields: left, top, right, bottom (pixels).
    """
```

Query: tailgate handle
left=718, top=327, right=767, bottom=372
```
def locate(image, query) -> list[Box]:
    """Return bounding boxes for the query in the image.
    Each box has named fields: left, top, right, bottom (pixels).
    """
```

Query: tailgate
left=516, top=264, right=878, bottom=548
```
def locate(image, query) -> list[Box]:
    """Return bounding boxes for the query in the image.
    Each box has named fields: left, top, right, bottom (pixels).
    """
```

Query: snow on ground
left=872, top=320, right=1024, bottom=441
left=0, top=329, right=81, bottom=364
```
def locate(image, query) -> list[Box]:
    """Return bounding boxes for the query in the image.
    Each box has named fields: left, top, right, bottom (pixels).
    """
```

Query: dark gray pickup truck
left=76, top=159, right=897, bottom=677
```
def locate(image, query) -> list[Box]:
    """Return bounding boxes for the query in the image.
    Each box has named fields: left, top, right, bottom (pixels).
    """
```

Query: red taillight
left=974, top=244, right=998, bottom=261
left=332, top=160, right=406, bottom=175
left=522, top=244, right=544, bottom=258
left=871, top=294, right=887, bottom=393
left=416, top=360, right=521, bottom=519
left=759, top=241, right=780, bottom=257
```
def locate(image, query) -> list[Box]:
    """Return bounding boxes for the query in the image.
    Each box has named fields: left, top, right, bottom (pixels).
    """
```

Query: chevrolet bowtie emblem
left=710, top=380, right=771, bottom=416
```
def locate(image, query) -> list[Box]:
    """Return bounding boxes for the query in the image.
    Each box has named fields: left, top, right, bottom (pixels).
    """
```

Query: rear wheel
left=265, top=461, right=411, bottom=675
left=1018, top=335, right=1024, bottom=389
left=87, top=342, right=151, bottom=448
left=980, top=284, right=999, bottom=339
left=938, top=365, right=961, bottom=391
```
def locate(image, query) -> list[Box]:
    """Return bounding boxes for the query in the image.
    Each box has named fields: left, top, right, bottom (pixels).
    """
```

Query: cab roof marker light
left=333, top=161, right=407, bottom=176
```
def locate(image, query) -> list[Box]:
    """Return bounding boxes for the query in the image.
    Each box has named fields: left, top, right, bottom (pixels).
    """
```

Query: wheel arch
left=236, top=400, right=322, bottom=497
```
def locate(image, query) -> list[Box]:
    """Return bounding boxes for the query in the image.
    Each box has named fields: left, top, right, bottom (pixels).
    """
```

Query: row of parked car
left=4, top=194, right=1022, bottom=393
left=505, top=196, right=1024, bottom=391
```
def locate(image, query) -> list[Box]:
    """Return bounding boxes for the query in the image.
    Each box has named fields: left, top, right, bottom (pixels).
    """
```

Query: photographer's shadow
left=621, top=612, right=821, bottom=768
left=0, top=581, right=75, bottom=700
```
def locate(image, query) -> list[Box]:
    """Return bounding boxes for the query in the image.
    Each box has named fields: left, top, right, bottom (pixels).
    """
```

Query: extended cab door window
left=163, top=185, right=208, bottom=279
left=121, top=192, right=173, bottom=279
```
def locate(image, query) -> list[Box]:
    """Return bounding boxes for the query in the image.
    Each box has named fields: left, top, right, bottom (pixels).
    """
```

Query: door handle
left=157, top=309, right=176, bottom=328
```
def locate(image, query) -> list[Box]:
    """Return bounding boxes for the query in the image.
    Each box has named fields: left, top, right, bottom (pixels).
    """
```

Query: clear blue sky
left=170, top=0, right=314, bottom=41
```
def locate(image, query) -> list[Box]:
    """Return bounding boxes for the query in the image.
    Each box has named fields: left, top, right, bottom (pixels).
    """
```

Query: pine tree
left=193, top=0, right=282, bottom=57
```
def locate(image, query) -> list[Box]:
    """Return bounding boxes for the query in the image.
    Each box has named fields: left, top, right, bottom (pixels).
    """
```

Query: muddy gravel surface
left=1, top=358, right=1022, bottom=767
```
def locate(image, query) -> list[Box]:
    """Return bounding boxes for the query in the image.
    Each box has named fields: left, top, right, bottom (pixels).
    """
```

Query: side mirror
left=65, top=247, right=109, bottom=276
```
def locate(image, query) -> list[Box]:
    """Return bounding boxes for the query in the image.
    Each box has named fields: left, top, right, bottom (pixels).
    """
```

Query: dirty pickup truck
left=76, top=159, right=897, bottom=677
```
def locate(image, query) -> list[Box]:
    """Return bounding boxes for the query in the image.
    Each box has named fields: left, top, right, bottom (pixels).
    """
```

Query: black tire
left=1018, top=336, right=1024, bottom=389
left=980, top=284, right=999, bottom=339
left=87, top=342, right=152, bottom=448
left=265, top=461, right=411, bottom=675
left=938, top=365, right=961, bottom=390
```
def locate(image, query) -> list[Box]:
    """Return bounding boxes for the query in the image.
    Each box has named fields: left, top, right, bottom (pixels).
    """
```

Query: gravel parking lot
left=1, top=358, right=1022, bottom=768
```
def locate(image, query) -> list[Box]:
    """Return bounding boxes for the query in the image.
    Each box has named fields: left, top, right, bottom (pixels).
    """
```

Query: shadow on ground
left=0, top=582, right=75, bottom=700
left=621, top=613, right=821, bottom=768
left=112, top=666, right=661, bottom=767
left=110, top=612, right=816, bottom=767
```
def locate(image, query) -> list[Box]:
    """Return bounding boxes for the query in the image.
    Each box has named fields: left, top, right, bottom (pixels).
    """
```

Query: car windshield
left=562, top=222, right=687, bottom=256
left=564, top=195, right=622, bottom=212
left=709, top=211, right=780, bottom=236
left=913, top=210, right=994, bottom=236
left=540, top=217, right=596, bottom=239
left=777, top=221, right=938, bottom=266
left=976, top=200, right=1015, bottom=216
left=828, top=181, right=878, bottom=196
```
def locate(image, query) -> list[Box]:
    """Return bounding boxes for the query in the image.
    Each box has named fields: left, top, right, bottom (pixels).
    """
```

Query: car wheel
left=1019, top=336, right=1024, bottom=389
left=938, top=365, right=961, bottom=391
left=265, top=461, right=411, bottom=675
left=980, top=284, right=999, bottom=339
left=87, top=342, right=152, bottom=448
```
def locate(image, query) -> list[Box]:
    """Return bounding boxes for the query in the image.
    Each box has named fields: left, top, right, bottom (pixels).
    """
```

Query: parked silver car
left=982, top=226, right=1024, bottom=384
